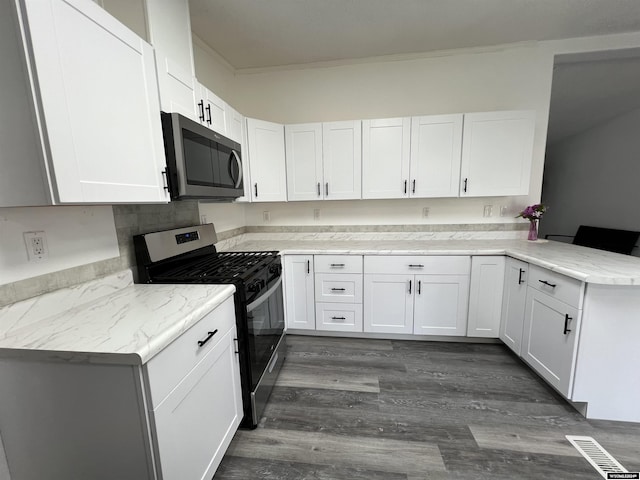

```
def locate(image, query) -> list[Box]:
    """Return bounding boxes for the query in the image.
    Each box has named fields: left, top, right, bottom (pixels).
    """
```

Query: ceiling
left=189, top=0, right=640, bottom=144
left=189, top=0, right=640, bottom=70
left=547, top=51, right=640, bottom=144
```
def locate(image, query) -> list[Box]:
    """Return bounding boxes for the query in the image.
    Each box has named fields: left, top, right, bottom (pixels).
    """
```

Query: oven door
left=245, top=273, right=285, bottom=391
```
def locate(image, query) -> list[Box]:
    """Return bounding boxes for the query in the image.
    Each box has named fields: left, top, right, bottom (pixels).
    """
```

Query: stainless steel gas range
left=134, top=224, right=285, bottom=428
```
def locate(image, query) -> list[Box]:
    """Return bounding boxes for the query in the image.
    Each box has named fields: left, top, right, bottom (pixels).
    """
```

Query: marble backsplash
left=1, top=219, right=526, bottom=307
left=215, top=223, right=528, bottom=251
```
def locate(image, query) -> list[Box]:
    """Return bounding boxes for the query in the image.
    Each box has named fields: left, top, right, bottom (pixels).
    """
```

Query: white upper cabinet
left=322, top=121, right=362, bottom=200
left=246, top=118, right=287, bottom=202
left=285, top=123, right=324, bottom=201
left=199, top=84, right=227, bottom=135
left=145, top=0, right=197, bottom=121
left=410, top=114, right=463, bottom=198
left=154, top=56, right=198, bottom=121
left=460, top=110, right=536, bottom=197
left=1, top=0, right=169, bottom=205
left=225, top=105, right=244, bottom=144
left=362, top=118, right=411, bottom=199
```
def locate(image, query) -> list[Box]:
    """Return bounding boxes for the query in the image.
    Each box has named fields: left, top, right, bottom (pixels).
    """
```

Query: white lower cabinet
left=499, top=258, right=528, bottom=354
left=466, top=256, right=505, bottom=338
left=363, top=256, right=470, bottom=335
left=364, top=274, right=414, bottom=334
left=283, top=255, right=315, bottom=330
left=414, top=274, right=470, bottom=336
left=521, top=288, right=580, bottom=398
left=316, top=303, right=363, bottom=332
left=0, top=296, right=241, bottom=480
left=151, top=326, right=242, bottom=480
left=314, top=255, right=363, bottom=332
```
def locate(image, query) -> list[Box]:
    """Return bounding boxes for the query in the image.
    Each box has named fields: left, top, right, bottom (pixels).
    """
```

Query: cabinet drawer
left=315, top=303, right=363, bottom=332
left=528, top=265, right=583, bottom=308
left=314, top=255, right=363, bottom=274
left=364, top=255, right=470, bottom=275
left=145, top=296, right=236, bottom=409
left=315, top=273, right=363, bottom=303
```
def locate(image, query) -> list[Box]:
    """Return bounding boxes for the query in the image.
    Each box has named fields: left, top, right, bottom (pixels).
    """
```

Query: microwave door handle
left=231, top=150, right=243, bottom=188
left=246, top=275, right=282, bottom=312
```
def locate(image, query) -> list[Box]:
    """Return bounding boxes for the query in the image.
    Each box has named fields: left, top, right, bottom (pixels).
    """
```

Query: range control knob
left=247, top=281, right=262, bottom=293
left=268, top=264, right=281, bottom=275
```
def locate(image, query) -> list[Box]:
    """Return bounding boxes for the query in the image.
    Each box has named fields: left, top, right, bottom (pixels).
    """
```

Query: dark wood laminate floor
left=214, top=335, right=640, bottom=479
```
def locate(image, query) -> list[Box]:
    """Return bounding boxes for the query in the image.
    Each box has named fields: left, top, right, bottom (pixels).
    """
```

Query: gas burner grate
left=154, top=251, right=277, bottom=282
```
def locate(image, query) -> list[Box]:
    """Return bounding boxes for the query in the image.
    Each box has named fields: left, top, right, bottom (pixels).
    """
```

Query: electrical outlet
left=200, top=214, right=207, bottom=224
left=422, top=207, right=430, bottom=218
left=500, top=205, right=508, bottom=217
left=483, top=205, right=493, bottom=217
left=313, top=209, right=321, bottom=220
left=23, top=231, right=48, bottom=261
left=263, top=211, right=271, bottom=222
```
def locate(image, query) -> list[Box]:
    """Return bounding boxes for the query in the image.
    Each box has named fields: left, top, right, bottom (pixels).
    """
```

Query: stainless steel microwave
left=161, top=112, right=243, bottom=200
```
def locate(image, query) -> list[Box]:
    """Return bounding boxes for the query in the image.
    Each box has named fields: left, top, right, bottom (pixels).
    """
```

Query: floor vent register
left=566, top=435, right=637, bottom=479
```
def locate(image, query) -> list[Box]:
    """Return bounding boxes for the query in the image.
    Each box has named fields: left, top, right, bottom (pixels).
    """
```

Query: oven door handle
left=246, top=275, right=282, bottom=312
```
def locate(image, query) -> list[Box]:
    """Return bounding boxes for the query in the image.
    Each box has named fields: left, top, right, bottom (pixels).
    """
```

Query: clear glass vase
left=528, top=220, right=538, bottom=241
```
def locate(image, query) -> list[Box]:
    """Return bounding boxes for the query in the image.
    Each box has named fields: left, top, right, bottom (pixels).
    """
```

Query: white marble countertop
left=0, top=270, right=235, bottom=365
left=224, top=238, right=640, bottom=285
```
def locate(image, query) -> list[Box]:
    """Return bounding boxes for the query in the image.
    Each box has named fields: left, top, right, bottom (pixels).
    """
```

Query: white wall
left=198, top=202, right=246, bottom=233
left=245, top=197, right=524, bottom=227
left=540, top=107, right=640, bottom=252
left=0, top=206, right=119, bottom=285
left=192, top=35, right=236, bottom=102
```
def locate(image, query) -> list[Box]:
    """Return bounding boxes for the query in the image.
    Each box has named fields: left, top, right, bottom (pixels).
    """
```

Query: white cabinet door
left=246, top=118, right=287, bottom=202
left=23, top=0, right=168, bottom=203
left=500, top=258, right=528, bottom=354
left=409, top=114, right=463, bottom=198
left=413, top=275, right=470, bottom=336
left=322, top=121, right=362, bottom=200
left=364, top=274, right=414, bottom=334
left=153, top=327, right=242, bottom=480
left=285, top=123, right=324, bottom=201
left=522, top=288, right=580, bottom=397
left=145, top=0, right=196, bottom=120
left=460, top=111, right=535, bottom=197
left=467, top=256, right=505, bottom=338
left=225, top=105, right=244, bottom=144
left=283, top=256, right=315, bottom=330
left=362, top=118, right=410, bottom=199
left=154, top=54, right=197, bottom=121
left=199, top=84, right=227, bottom=135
